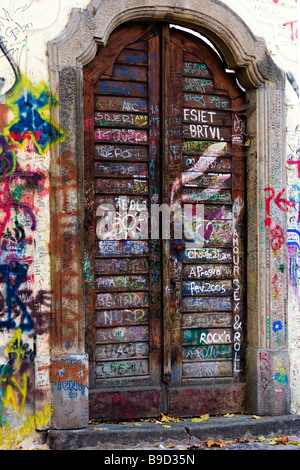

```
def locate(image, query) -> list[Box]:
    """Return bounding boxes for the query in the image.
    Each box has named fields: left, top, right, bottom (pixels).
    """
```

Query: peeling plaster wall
left=0, top=0, right=298, bottom=449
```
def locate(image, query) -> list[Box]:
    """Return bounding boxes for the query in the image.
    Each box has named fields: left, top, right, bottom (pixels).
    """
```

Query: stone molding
left=48, top=0, right=288, bottom=425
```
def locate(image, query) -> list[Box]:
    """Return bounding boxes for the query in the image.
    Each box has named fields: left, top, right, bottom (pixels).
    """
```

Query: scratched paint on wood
left=183, top=264, right=233, bottom=279
left=96, top=342, right=149, bottom=360
left=96, top=275, right=149, bottom=291
left=182, top=361, right=232, bottom=377
left=94, top=144, right=148, bottom=161
left=96, top=308, right=149, bottom=327
left=96, top=292, right=149, bottom=309
left=182, top=328, right=232, bottom=345
left=96, top=326, right=149, bottom=344
left=183, top=247, right=233, bottom=263
left=182, top=344, right=233, bottom=361
left=95, top=257, right=149, bottom=274
left=182, top=296, right=233, bottom=312
left=96, top=359, right=149, bottom=378
left=182, top=311, right=232, bottom=328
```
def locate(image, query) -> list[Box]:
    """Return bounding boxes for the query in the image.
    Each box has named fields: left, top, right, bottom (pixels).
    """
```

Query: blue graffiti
left=8, top=89, right=63, bottom=154
left=0, top=261, right=34, bottom=331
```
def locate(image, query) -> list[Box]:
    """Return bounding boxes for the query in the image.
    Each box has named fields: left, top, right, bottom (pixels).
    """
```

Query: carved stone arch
left=48, top=0, right=289, bottom=429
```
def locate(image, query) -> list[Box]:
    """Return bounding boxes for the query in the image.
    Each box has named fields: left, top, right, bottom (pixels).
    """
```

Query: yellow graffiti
left=0, top=405, right=52, bottom=450
left=5, top=329, right=25, bottom=368
left=2, top=373, right=27, bottom=413
left=4, top=74, right=66, bottom=156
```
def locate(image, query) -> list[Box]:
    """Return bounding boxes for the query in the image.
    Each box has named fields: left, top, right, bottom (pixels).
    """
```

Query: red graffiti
left=264, top=187, right=275, bottom=226
left=264, top=187, right=296, bottom=226
left=270, top=225, right=285, bottom=252
left=287, top=159, right=300, bottom=177
left=283, top=20, right=298, bottom=41
left=8, top=130, right=43, bottom=143
left=272, top=273, right=279, bottom=298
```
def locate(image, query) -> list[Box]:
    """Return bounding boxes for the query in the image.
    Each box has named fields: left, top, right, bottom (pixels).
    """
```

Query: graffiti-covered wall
left=0, top=0, right=299, bottom=449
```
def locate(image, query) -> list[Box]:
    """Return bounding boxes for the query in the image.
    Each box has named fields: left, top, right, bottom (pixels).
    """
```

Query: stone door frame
left=48, top=0, right=288, bottom=429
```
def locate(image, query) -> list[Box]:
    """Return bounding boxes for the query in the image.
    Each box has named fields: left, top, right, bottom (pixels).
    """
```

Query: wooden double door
left=83, top=22, right=246, bottom=419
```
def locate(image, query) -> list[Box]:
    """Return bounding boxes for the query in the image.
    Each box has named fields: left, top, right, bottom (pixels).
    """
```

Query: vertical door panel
left=85, top=24, right=163, bottom=419
left=166, top=28, right=246, bottom=415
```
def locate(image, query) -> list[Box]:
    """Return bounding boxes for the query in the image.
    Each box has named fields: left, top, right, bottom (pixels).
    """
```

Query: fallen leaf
left=191, top=414, right=209, bottom=422
left=291, top=441, right=300, bottom=446
left=166, top=443, right=175, bottom=448
left=252, top=415, right=260, bottom=419
left=94, top=427, right=104, bottom=431
left=268, top=435, right=289, bottom=446
left=223, top=413, right=234, bottom=418
left=158, top=413, right=181, bottom=423
left=133, top=423, right=142, bottom=427
left=257, top=436, right=266, bottom=442
left=162, top=425, right=171, bottom=428
left=205, top=439, right=228, bottom=448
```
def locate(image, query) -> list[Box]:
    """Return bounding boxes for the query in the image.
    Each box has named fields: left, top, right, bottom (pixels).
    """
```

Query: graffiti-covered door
left=83, top=22, right=246, bottom=420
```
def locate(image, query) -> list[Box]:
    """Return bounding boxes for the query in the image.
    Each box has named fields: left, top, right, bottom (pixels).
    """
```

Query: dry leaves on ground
left=202, top=439, right=228, bottom=448
left=190, top=414, right=209, bottom=423
left=268, top=436, right=290, bottom=446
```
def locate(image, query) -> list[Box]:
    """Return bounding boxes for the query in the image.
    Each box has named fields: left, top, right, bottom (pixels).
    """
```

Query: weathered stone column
left=246, top=83, right=290, bottom=415
left=48, top=61, right=89, bottom=429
